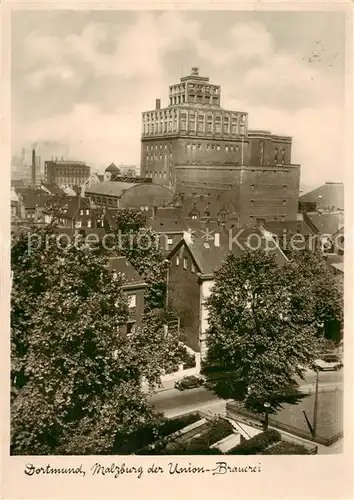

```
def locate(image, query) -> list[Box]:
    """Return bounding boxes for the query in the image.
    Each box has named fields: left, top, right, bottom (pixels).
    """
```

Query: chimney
left=31, top=149, right=36, bottom=186
left=156, top=98, right=161, bottom=110
left=183, top=230, right=194, bottom=245
left=214, top=233, right=220, bottom=247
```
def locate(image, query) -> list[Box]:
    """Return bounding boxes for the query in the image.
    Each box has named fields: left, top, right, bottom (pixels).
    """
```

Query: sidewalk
left=142, top=375, right=185, bottom=394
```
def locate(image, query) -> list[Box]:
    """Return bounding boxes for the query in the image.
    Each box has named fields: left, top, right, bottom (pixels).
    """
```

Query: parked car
left=174, top=375, right=204, bottom=391
left=314, top=354, right=343, bottom=371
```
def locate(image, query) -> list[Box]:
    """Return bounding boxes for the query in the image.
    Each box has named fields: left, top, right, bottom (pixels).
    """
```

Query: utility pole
left=241, top=136, right=244, bottom=165
left=312, top=370, right=319, bottom=438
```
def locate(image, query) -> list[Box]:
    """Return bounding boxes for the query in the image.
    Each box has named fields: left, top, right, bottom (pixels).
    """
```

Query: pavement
left=148, top=369, right=343, bottom=419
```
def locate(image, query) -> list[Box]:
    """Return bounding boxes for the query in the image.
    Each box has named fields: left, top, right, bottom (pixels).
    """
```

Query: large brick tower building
left=140, top=68, right=300, bottom=225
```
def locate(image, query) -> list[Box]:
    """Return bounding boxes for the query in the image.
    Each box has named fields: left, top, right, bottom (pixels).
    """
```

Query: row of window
left=89, top=195, right=117, bottom=205
left=52, top=169, right=88, bottom=176
left=145, top=143, right=171, bottom=151
left=74, top=220, right=104, bottom=228
left=250, top=215, right=287, bottom=222
left=144, top=110, right=244, bottom=122
left=185, top=142, right=247, bottom=152
left=170, top=84, right=219, bottom=95
left=145, top=153, right=172, bottom=160
left=145, top=171, right=167, bottom=179
left=175, top=254, right=196, bottom=272
left=250, top=200, right=287, bottom=206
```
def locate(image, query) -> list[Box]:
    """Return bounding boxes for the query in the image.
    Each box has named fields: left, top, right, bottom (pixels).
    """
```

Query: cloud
left=12, top=11, right=345, bottom=186
left=22, top=12, right=200, bottom=89
left=19, top=104, right=140, bottom=169
left=195, top=22, right=274, bottom=66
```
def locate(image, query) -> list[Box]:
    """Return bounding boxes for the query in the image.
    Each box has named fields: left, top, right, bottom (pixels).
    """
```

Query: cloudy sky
left=12, top=9, right=345, bottom=189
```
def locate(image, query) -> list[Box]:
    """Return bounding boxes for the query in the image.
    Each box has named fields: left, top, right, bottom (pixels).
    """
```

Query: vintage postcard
left=1, top=1, right=353, bottom=499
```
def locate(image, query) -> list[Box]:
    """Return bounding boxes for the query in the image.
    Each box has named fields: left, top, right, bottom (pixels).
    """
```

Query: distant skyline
left=12, top=10, right=346, bottom=188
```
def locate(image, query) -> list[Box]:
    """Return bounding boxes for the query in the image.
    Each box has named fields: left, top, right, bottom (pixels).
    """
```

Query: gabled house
left=167, top=228, right=288, bottom=361
left=109, top=256, right=147, bottom=335
left=44, top=196, right=108, bottom=229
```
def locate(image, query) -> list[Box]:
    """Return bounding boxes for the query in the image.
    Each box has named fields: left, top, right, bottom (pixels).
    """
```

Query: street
left=149, top=369, right=343, bottom=418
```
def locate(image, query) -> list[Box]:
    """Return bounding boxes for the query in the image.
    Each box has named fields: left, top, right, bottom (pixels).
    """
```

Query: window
left=216, top=145, right=220, bottom=151
left=191, top=214, right=198, bottom=220
left=76, top=220, right=82, bottom=228
left=79, top=209, right=84, bottom=215
left=127, top=322, right=136, bottom=336
left=87, top=220, right=92, bottom=228
left=215, top=123, right=221, bottom=133
left=128, top=294, right=136, bottom=308
left=112, top=272, right=118, bottom=280
left=191, top=262, right=195, bottom=273
left=282, top=200, right=287, bottom=206
left=167, top=237, right=173, bottom=245
left=176, top=255, right=180, bottom=266
left=251, top=184, right=255, bottom=190
left=183, top=257, right=187, bottom=269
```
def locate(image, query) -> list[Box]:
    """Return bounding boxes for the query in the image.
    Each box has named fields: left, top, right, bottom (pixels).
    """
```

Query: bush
left=262, top=441, right=309, bottom=455
left=159, top=413, right=201, bottom=438
left=166, top=418, right=234, bottom=454
left=228, top=429, right=281, bottom=455
left=134, top=413, right=201, bottom=455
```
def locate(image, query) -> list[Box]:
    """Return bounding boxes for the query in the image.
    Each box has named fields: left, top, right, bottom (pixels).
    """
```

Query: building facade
left=45, top=160, right=90, bottom=186
left=140, top=68, right=300, bottom=225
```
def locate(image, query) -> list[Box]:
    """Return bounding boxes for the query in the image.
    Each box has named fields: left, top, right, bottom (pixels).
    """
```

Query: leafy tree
left=205, top=249, right=322, bottom=413
left=111, top=209, right=169, bottom=310
left=10, top=227, right=171, bottom=455
left=286, top=249, right=343, bottom=342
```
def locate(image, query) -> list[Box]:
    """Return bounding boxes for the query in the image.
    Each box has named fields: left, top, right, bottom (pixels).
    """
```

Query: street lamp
left=263, top=402, right=271, bottom=431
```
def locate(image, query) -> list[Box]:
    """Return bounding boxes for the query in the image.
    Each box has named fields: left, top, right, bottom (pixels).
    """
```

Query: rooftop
left=305, top=213, right=343, bottom=235
left=109, top=256, right=146, bottom=286
left=300, top=183, right=344, bottom=210
left=85, top=181, right=140, bottom=197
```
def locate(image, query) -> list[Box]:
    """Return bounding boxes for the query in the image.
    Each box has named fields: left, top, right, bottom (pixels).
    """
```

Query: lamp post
left=312, top=369, right=319, bottom=438
left=263, top=402, right=271, bottom=431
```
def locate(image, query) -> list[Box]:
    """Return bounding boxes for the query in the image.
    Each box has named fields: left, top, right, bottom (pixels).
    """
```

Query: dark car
left=174, top=375, right=204, bottom=391
left=314, top=354, right=343, bottom=371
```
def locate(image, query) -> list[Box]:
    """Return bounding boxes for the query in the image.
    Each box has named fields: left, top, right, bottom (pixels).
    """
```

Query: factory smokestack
left=31, top=149, right=36, bottom=186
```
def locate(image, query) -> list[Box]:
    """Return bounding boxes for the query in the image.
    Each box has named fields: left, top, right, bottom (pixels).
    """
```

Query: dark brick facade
left=140, top=68, right=300, bottom=225
left=45, top=160, right=90, bottom=186
left=167, top=247, right=201, bottom=352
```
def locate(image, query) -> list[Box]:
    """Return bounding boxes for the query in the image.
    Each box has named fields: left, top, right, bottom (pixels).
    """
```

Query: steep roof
left=105, top=163, right=120, bottom=172
left=41, top=183, right=66, bottom=195
left=109, top=256, right=146, bottom=286
left=263, top=220, right=314, bottom=237
left=300, top=182, right=344, bottom=210
left=168, top=226, right=288, bottom=276
left=305, top=213, right=343, bottom=235
left=85, top=181, right=139, bottom=197
left=20, top=191, right=52, bottom=209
